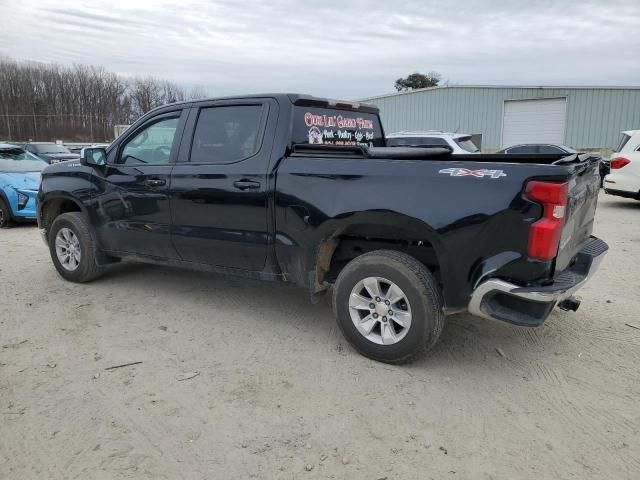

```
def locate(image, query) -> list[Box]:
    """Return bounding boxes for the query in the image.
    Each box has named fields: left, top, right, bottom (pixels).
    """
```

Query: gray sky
left=1, top=0, right=639, bottom=99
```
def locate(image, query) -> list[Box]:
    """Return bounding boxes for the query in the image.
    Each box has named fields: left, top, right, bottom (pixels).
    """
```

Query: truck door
left=169, top=99, right=277, bottom=270
left=94, top=110, right=187, bottom=258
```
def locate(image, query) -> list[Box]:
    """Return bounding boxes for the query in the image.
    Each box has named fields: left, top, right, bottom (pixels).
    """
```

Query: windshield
left=454, top=137, right=480, bottom=153
left=33, top=144, right=71, bottom=154
left=0, top=148, right=47, bottom=172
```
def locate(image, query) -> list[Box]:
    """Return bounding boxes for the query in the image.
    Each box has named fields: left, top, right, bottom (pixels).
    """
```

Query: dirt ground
left=1, top=192, right=639, bottom=480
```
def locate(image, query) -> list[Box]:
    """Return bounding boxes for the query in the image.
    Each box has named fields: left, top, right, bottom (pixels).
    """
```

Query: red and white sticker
left=439, top=168, right=507, bottom=179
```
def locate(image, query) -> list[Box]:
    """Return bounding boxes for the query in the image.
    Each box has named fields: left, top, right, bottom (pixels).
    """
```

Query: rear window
left=387, top=137, right=448, bottom=147
left=616, top=133, right=631, bottom=153
left=33, top=144, right=71, bottom=154
left=292, top=107, right=384, bottom=147
left=454, top=137, right=480, bottom=153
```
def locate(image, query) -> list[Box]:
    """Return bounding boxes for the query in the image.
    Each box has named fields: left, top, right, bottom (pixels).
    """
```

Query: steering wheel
left=153, top=146, right=171, bottom=163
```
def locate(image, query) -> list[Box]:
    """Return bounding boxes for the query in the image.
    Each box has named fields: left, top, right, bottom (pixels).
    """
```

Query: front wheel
left=332, top=250, right=445, bottom=364
left=48, top=212, right=104, bottom=282
left=0, top=199, right=14, bottom=228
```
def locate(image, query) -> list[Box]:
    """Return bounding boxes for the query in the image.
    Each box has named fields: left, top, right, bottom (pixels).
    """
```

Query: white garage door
left=502, top=98, right=567, bottom=148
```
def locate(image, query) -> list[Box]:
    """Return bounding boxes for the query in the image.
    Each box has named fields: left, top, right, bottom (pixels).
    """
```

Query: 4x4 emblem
left=439, top=168, right=507, bottom=179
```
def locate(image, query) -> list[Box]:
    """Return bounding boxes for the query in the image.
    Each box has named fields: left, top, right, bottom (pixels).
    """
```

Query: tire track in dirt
left=530, top=368, right=640, bottom=476
left=2, top=415, right=66, bottom=480
left=90, top=384, right=197, bottom=478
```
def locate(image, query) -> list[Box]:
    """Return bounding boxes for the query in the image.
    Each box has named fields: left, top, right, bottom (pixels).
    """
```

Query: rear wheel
left=333, top=250, right=445, bottom=364
left=0, top=199, right=14, bottom=228
left=49, top=212, right=104, bottom=282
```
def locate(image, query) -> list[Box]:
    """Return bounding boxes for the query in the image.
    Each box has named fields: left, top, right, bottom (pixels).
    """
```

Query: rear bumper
left=604, top=187, right=639, bottom=200
left=468, top=236, right=608, bottom=326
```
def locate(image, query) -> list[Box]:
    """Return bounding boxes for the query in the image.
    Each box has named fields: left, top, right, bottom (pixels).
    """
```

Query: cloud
left=0, top=0, right=638, bottom=98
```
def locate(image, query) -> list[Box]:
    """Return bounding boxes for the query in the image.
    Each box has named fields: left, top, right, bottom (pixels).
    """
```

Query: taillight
left=610, top=157, right=630, bottom=169
left=524, top=181, right=569, bottom=261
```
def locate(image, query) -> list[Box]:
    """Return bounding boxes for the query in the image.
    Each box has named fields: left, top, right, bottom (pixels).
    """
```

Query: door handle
left=145, top=178, right=166, bottom=187
left=233, top=180, right=261, bottom=190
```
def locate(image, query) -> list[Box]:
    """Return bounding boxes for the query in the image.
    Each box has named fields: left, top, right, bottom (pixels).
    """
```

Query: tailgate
left=556, top=156, right=601, bottom=271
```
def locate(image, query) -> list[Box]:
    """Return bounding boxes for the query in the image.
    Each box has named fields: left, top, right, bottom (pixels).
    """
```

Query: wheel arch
left=0, top=189, right=12, bottom=210
left=0, top=189, right=14, bottom=223
left=39, top=195, right=86, bottom=235
left=309, top=215, right=449, bottom=300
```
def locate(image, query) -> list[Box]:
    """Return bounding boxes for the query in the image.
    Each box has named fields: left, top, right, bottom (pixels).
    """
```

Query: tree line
left=0, top=56, right=207, bottom=142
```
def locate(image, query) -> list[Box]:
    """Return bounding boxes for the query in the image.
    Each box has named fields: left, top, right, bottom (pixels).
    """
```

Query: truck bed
left=277, top=147, right=601, bottom=310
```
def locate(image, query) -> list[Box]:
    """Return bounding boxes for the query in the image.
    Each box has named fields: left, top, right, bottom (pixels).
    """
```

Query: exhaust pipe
left=557, top=296, right=581, bottom=312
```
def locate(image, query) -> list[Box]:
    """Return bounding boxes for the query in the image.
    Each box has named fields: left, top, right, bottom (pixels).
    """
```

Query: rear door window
left=292, top=107, right=384, bottom=147
left=190, top=105, right=266, bottom=164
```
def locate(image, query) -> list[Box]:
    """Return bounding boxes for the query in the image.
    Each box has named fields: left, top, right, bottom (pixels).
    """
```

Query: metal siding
left=364, top=87, right=640, bottom=150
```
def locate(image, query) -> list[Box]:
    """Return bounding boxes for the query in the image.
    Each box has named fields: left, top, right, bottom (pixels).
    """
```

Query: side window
left=508, top=145, right=535, bottom=154
left=539, top=145, right=563, bottom=154
left=386, top=137, right=447, bottom=147
left=119, top=117, right=179, bottom=165
left=190, top=105, right=265, bottom=164
left=421, top=137, right=449, bottom=146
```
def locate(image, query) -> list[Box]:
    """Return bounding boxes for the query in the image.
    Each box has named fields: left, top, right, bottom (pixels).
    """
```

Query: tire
left=48, top=212, right=104, bottom=282
left=332, top=250, right=445, bottom=364
left=0, top=198, right=14, bottom=228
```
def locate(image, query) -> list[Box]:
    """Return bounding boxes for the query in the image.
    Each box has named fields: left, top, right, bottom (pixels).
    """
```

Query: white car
left=604, top=130, right=640, bottom=201
left=386, top=131, right=480, bottom=154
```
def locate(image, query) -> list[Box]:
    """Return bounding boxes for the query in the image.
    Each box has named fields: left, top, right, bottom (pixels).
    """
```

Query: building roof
left=361, top=84, right=640, bottom=101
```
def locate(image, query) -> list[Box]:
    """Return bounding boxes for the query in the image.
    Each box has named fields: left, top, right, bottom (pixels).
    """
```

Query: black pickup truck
left=37, top=94, right=608, bottom=363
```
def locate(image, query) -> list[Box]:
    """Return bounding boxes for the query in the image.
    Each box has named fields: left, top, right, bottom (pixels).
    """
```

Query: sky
left=1, top=0, right=639, bottom=99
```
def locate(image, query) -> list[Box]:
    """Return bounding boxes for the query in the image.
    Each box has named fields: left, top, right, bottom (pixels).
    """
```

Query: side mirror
left=80, top=147, right=107, bottom=166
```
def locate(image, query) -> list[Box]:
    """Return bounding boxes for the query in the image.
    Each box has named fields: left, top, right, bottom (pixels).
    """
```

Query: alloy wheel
left=348, top=276, right=412, bottom=345
left=55, top=227, right=82, bottom=271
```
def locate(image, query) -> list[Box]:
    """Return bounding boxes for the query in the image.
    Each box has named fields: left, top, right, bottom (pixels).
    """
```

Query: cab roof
left=149, top=93, right=379, bottom=115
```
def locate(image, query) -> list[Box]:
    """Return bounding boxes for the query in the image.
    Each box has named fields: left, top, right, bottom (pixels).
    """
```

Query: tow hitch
left=557, top=297, right=581, bottom=312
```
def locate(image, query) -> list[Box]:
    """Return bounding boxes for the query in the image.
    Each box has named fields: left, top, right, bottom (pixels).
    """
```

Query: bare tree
left=0, top=57, right=208, bottom=142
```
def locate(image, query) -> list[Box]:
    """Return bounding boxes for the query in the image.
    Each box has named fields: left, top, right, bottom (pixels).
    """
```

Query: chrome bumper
left=468, top=237, right=608, bottom=326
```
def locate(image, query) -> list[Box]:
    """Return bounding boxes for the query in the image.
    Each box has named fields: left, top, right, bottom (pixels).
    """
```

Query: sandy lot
left=1, top=193, right=639, bottom=479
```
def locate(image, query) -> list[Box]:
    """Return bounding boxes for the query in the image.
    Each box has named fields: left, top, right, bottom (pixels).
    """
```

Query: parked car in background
left=498, top=143, right=608, bottom=186
left=13, top=142, right=80, bottom=164
left=497, top=144, right=577, bottom=155
left=65, top=143, right=111, bottom=154
left=0, top=144, right=47, bottom=228
left=386, top=131, right=480, bottom=154
left=604, top=130, right=640, bottom=200
left=64, top=143, right=92, bottom=154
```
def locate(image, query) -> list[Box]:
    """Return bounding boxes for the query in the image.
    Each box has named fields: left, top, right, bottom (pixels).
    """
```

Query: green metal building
left=361, top=85, right=640, bottom=151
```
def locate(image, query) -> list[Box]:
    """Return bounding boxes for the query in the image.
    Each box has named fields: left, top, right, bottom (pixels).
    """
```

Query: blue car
left=0, top=143, right=47, bottom=228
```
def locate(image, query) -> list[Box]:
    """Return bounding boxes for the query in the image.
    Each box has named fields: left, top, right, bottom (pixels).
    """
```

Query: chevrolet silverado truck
left=37, top=94, right=608, bottom=363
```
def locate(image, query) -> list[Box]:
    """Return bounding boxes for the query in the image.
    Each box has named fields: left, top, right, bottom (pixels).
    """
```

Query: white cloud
left=0, top=0, right=638, bottom=98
